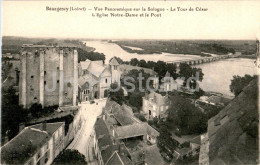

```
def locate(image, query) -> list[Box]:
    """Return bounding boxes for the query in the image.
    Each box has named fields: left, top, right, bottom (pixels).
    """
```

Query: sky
left=2, top=1, right=260, bottom=40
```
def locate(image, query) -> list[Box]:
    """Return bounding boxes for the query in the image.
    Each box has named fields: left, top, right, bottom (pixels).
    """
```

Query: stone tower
left=19, top=45, right=78, bottom=108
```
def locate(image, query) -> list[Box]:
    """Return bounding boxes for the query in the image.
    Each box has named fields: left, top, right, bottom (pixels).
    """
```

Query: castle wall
left=19, top=46, right=78, bottom=108
left=62, top=48, right=74, bottom=105
left=44, top=48, right=60, bottom=106
left=26, top=50, right=40, bottom=108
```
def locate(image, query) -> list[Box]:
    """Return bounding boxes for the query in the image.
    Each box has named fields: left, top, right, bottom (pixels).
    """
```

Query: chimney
left=42, top=121, right=47, bottom=131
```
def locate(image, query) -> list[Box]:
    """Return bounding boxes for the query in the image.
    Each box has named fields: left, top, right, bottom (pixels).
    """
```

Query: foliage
left=77, top=48, right=105, bottom=63
left=128, top=92, right=144, bottom=110
left=134, top=113, right=147, bottom=122
left=157, top=124, right=175, bottom=153
left=230, top=74, right=256, bottom=97
left=121, top=69, right=153, bottom=92
left=127, top=58, right=177, bottom=80
left=30, top=103, right=43, bottom=118
left=148, top=120, right=154, bottom=126
left=153, top=116, right=159, bottom=124
left=167, top=95, right=207, bottom=134
left=53, top=149, right=87, bottom=165
left=108, top=82, right=125, bottom=105
left=1, top=87, right=27, bottom=140
left=179, top=63, right=204, bottom=88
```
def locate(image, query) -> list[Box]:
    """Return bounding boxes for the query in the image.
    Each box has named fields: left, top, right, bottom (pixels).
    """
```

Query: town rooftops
left=144, top=92, right=170, bottom=106
left=94, top=118, right=133, bottom=165
left=107, top=151, right=133, bottom=165
left=80, top=60, right=106, bottom=78
left=104, top=101, right=135, bottom=126
left=1, top=122, right=64, bottom=164
left=115, top=123, right=159, bottom=140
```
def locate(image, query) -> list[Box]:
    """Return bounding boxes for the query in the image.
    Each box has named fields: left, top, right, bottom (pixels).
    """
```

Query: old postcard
left=1, top=1, right=260, bottom=165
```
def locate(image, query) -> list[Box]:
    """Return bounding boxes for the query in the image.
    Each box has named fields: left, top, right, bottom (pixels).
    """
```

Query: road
left=67, top=99, right=107, bottom=163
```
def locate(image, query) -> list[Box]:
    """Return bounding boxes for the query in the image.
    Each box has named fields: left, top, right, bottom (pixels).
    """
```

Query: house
left=93, top=118, right=133, bottom=165
left=94, top=100, right=163, bottom=165
left=171, top=134, right=201, bottom=160
left=160, top=71, right=178, bottom=92
left=142, top=92, right=171, bottom=119
left=1, top=122, right=65, bottom=165
left=78, top=58, right=121, bottom=102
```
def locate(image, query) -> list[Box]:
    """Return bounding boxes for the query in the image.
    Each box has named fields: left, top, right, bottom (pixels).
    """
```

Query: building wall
left=19, top=47, right=78, bottom=108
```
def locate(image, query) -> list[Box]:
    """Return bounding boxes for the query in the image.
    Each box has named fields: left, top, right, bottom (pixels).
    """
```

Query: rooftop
left=1, top=122, right=64, bottom=164
left=207, top=78, right=258, bottom=164
left=144, top=92, right=170, bottom=106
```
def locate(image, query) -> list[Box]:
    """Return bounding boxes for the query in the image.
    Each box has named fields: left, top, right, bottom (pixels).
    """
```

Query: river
left=84, top=41, right=257, bottom=97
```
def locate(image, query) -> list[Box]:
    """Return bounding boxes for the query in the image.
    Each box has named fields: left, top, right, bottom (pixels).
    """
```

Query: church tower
left=109, top=57, right=121, bottom=84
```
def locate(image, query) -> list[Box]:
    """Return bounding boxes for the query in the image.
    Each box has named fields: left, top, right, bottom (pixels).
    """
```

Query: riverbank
left=112, top=40, right=240, bottom=57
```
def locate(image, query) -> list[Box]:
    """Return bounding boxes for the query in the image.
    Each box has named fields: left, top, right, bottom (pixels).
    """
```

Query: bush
left=134, top=113, right=147, bottom=122
left=148, top=120, right=154, bottom=126
left=30, top=103, right=42, bottom=118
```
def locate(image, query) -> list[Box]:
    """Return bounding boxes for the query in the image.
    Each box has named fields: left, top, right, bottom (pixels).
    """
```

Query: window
left=44, top=81, right=46, bottom=85
left=57, top=66, right=59, bottom=70
left=34, top=97, right=37, bottom=100
left=44, top=71, right=46, bottom=75
left=57, top=80, right=59, bottom=83
left=105, top=78, right=108, bottom=83
left=114, top=66, right=117, bottom=70
left=31, top=75, right=34, bottom=78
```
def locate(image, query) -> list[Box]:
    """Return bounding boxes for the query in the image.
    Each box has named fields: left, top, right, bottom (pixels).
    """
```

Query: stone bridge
left=167, top=54, right=240, bottom=67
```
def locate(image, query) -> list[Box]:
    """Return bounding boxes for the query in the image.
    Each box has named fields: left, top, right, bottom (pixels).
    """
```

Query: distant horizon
left=2, top=35, right=258, bottom=41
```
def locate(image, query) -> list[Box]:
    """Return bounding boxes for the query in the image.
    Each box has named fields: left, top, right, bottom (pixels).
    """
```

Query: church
left=78, top=57, right=121, bottom=102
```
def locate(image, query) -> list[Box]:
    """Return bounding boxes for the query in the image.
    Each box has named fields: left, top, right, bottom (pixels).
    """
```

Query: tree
left=166, top=95, right=207, bottom=134
left=77, top=48, right=105, bottom=63
left=121, top=69, right=153, bottom=93
left=130, top=58, right=139, bottom=66
left=1, top=87, right=27, bottom=140
left=179, top=63, right=204, bottom=89
left=108, top=82, right=125, bottom=105
left=30, top=103, right=43, bottom=118
left=53, top=149, right=87, bottom=165
left=129, top=92, right=143, bottom=110
left=230, top=74, right=256, bottom=97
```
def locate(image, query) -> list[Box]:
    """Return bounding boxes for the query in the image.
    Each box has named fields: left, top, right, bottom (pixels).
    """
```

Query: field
left=112, top=40, right=257, bottom=56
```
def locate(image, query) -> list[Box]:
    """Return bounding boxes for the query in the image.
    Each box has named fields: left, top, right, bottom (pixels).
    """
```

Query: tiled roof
left=1, top=122, right=63, bottom=164
left=107, top=151, right=133, bottom=165
left=80, top=60, right=106, bottom=78
left=29, top=122, right=64, bottom=135
left=80, top=60, right=91, bottom=70
left=109, top=57, right=120, bottom=65
left=207, top=78, right=258, bottom=164
left=115, top=123, right=147, bottom=139
left=145, top=145, right=164, bottom=165
left=87, top=61, right=106, bottom=78
left=104, top=101, right=134, bottom=126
